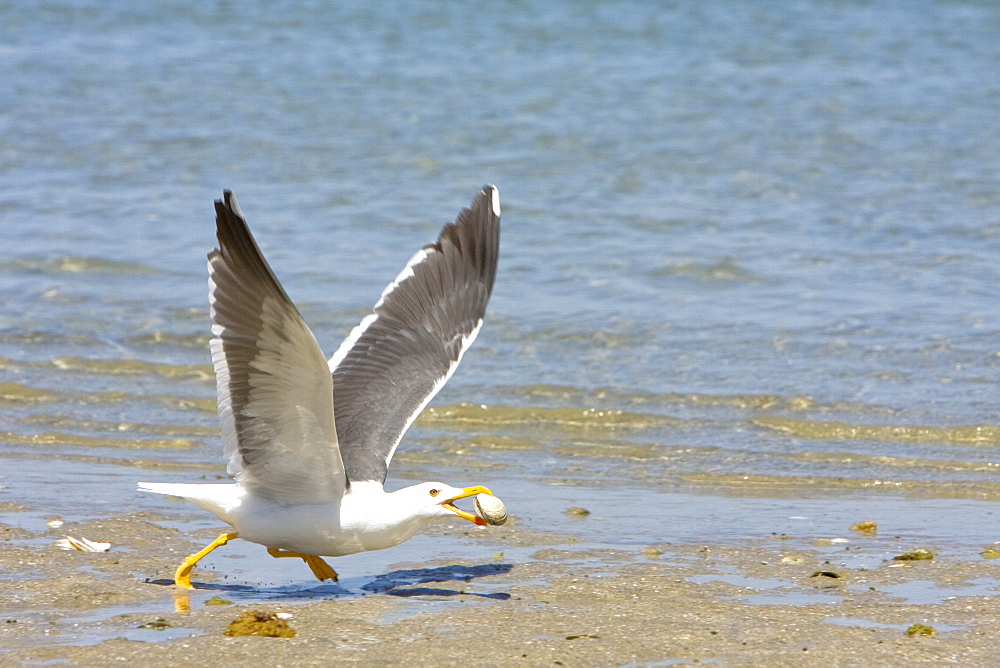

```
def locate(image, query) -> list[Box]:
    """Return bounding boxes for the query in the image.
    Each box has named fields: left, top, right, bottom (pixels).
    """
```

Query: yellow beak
left=442, top=485, right=493, bottom=526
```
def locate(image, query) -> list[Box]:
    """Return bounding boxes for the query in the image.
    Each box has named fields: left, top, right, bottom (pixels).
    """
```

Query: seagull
left=139, top=185, right=501, bottom=589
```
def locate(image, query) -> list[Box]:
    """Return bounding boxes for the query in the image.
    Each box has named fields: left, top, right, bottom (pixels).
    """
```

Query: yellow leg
left=174, top=532, right=238, bottom=589
left=267, top=547, right=339, bottom=582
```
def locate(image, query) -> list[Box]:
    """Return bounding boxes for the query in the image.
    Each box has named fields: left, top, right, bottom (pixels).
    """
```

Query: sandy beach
left=5, top=510, right=1000, bottom=666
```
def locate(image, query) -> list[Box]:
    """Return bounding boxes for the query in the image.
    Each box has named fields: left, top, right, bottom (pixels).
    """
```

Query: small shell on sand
left=473, top=493, right=507, bottom=526
left=54, top=536, right=111, bottom=552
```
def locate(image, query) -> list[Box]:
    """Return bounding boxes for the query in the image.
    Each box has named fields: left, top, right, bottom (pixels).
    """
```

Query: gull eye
left=429, top=489, right=440, bottom=497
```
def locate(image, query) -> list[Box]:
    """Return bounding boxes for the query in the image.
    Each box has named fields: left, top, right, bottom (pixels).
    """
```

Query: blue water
left=1, top=0, right=999, bottom=604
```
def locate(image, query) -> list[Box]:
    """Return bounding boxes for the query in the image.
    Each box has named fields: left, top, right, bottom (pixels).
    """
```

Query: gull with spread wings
left=139, top=186, right=501, bottom=588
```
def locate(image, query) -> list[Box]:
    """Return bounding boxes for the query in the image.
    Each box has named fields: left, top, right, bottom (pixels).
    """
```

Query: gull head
left=404, top=482, right=493, bottom=526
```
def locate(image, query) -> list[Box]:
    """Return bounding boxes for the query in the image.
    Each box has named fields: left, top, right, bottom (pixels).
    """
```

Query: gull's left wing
left=210, top=191, right=347, bottom=504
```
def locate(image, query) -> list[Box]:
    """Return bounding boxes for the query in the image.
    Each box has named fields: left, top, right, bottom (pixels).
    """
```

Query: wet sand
left=5, top=512, right=1000, bottom=666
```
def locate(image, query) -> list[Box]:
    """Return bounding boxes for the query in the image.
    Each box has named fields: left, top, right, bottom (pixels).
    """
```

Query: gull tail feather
left=137, top=482, right=242, bottom=524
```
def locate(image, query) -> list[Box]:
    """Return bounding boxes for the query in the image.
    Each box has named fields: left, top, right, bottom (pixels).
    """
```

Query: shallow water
left=1, top=0, right=999, bottom=622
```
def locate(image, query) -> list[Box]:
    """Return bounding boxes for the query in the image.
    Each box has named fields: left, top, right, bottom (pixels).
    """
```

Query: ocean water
left=1, top=0, right=999, bottom=592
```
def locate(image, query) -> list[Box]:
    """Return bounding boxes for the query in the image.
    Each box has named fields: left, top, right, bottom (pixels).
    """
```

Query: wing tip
left=215, top=189, right=243, bottom=221
left=478, top=184, right=500, bottom=217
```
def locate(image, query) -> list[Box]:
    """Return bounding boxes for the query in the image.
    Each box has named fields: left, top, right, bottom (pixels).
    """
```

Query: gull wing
left=328, top=185, right=501, bottom=484
left=210, top=190, right=347, bottom=505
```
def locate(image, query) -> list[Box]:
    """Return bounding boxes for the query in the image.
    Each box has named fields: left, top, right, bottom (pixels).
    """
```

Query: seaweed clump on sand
left=849, top=520, right=877, bottom=536
left=905, top=624, right=936, bottom=637
left=893, top=549, right=934, bottom=561
left=224, top=611, right=295, bottom=638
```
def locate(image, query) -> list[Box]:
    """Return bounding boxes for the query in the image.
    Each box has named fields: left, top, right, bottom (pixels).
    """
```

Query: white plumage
left=139, top=186, right=501, bottom=588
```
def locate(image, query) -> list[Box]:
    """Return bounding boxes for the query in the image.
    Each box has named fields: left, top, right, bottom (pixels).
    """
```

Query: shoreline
left=4, top=512, right=1000, bottom=665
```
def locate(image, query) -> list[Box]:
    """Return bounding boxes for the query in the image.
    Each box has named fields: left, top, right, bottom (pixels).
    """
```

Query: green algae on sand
left=224, top=611, right=295, bottom=638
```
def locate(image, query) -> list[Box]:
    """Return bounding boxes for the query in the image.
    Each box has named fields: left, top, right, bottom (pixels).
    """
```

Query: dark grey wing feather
left=328, top=185, right=501, bottom=483
left=210, top=191, right=346, bottom=504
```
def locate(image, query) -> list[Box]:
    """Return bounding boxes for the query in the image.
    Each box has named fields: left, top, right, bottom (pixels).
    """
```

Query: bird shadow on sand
left=362, top=563, right=513, bottom=600
left=149, top=562, right=514, bottom=603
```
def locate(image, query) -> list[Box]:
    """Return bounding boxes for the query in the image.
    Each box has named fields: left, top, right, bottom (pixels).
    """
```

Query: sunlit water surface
left=1, top=0, right=999, bottom=612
